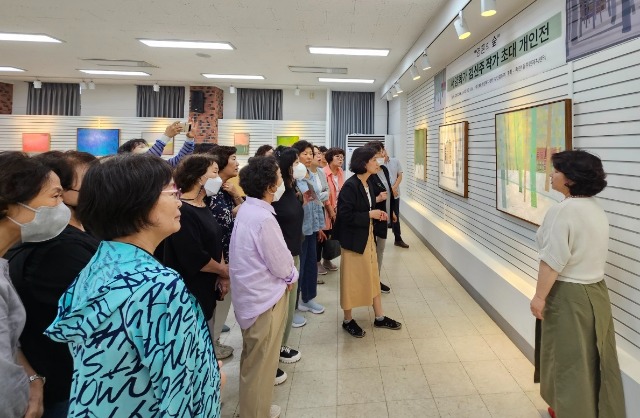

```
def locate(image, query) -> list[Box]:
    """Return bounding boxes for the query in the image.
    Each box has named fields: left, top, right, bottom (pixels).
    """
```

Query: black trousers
left=390, top=199, right=402, bottom=241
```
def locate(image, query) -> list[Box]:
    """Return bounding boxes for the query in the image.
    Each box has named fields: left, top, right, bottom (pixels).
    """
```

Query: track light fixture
left=88, top=81, right=95, bottom=90
left=294, top=86, right=300, bottom=96
left=418, top=52, right=431, bottom=71
left=386, top=92, right=393, bottom=101
left=481, top=0, right=497, bottom=17
left=33, top=80, right=42, bottom=89
left=79, top=81, right=87, bottom=89
left=153, top=83, right=160, bottom=92
left=229, top=85, right=236, bottom=94
left=454, top=11, right=471, bottom=40
left=410, top=64, right=421, bottom=81
left=394, top=83, right=403, bottom=94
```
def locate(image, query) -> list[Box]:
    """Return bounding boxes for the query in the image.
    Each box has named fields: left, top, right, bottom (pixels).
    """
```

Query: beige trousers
left=239, top=292, right=288, bottom=418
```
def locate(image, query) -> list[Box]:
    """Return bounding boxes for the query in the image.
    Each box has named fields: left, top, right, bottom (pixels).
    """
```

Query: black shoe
left=274, top=368, right=287, bottom=386
left=374, top=316, right=402, bottom=330
left=342, top=319, right=366, bottom=338
left=394, top=240, right=409, bottom=248
left=380, top=282, right=391, bottom=293
left=279, top=346, right=301, bottom=364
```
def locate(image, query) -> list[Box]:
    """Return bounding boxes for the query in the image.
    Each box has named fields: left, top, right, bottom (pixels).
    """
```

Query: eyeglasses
left=160, top=187, right=182, bottom=200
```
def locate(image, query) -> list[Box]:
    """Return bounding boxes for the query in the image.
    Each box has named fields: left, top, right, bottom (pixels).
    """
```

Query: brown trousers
left=239, top=292, right=288, bottom=418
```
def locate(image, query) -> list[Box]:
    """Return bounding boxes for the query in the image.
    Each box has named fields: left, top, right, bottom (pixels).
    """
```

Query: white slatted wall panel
left=404, top=38, right=640, bottom=357
left=218, top=119, right=326, bottom=164
left=0, top=115, right=188, bottom=158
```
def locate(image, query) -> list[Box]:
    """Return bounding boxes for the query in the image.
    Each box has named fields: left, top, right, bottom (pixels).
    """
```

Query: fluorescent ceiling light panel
left=289, top=66, right=348, bottom=74
left=0, top=33, right=62, bottom=43
left=318, top=78, right=374, bottom=83
left=0, top=66, right=25, bottom=72
left=79, top=70, right=150, bottom=76
left=308, top=47, right=389, bottom=57
left=139, top=39, right=234, bottom=50
left=202, top=74, right=265, bottom=80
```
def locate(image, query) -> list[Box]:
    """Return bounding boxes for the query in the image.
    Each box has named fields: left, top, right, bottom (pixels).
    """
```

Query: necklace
left=564, top=194, right=589, bottom=200
left=180, top=197, right=206, bottom=207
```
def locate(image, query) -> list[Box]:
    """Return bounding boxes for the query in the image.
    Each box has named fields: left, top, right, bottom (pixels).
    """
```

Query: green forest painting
left=495, top=99, right=572, bottom=225
left=414, top=128, right=427, bottom=181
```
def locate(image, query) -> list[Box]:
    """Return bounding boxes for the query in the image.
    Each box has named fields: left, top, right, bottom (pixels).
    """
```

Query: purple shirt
left=229, top=197, right=298, bottom=329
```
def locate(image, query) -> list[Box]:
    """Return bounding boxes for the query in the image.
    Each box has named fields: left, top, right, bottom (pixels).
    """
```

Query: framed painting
left=234, top=133, right=250, bottom=155
left=438, top=121, right=469, bottom=197
left=77, top=128, right=120, bottom=156
left=276, top=136, right=299, bottom=147
left=495, top=99, right=572, bottom=225
left=22, top=133, right=51, bottom=153
left=414, top=128, right=427, bottom=181
left=141, top=132, right=173, bottom=155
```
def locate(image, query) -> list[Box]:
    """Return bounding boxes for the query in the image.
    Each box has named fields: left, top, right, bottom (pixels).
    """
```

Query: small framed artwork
left=414, top=128, right=427, bottom=181
left=77, top=128, right=120, bottom=156
left=141, top=132, right=173, bottom=155
left=276, top=136, right=299, bottom=147
left=495, top=99, right=572, bottom=225
left=234, top=133, right=250, bottom=155
left=22, top=133, right=51, bottom=153
left=438, top=121, right=469, bottom=197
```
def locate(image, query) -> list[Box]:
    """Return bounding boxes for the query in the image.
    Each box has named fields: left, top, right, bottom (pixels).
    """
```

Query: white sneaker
left=270, top=405, right=281, bottom=418
left=298, top=299, right=325, bottom=314
left=292, top=314, right=307, bottom=328
left=274, top=368, right=287, bottom=386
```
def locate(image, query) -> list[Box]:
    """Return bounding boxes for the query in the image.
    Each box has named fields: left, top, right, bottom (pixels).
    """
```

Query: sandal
left=342, top=319, right=366, bottom=338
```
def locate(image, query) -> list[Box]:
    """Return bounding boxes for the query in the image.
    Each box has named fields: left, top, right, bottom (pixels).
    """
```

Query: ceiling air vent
left=288, top=66, right=347, bottom=74
left=81, top=59, right=158, bottom=68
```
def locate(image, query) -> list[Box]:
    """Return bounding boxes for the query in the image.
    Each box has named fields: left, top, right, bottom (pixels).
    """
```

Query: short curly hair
left=325, top=147, right=345, bottom=164
left=0, top=152, right=52, bottom=220
left=239, top=156, right=279, bottom=199
left=350, top=147, right=377, bottom=174
left=552, top=150, right=607, bottom=197
left=211, top=145, right=237, bottom=170
left=174, top=154, right=218, bottom=192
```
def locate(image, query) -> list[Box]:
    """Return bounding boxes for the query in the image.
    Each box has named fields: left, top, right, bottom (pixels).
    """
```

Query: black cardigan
left=334, top=175, right=377, bottom=254
left=369, top=165, right=395, bottom=240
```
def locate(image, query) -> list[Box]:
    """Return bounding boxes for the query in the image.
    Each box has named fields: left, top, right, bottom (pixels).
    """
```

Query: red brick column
left=0, top=83, right=13, bottom=114
left=189, top=86, right=224, bottom=143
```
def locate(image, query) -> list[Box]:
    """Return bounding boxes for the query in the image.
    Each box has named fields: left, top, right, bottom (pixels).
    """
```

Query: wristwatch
left=28, top=374, right=46, bottom=385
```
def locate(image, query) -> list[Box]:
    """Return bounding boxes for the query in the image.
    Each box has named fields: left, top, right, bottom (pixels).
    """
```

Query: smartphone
left=178, top=122, right=191, bottom=133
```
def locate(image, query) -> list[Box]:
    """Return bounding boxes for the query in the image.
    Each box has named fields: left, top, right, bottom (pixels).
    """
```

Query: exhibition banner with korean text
left=445, top=0, right=565, bottom=105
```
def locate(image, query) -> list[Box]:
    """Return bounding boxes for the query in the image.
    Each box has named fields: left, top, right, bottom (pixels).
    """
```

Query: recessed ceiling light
left=309, top=47, right=389, bottom=57
left=79, top=70, right=150, bottom=76
left=318, top=78, right=375, bottom=83
left=202, top=74, right=265, bottom=80
left=139, top=39, right=234, bottom=50
left=0, top=33, right=62, bottom=43
left=0, top=66, right=25, bottom=72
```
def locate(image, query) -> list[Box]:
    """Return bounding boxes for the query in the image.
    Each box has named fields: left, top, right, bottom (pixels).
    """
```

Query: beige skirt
left=339, top=224, right=381, bottom=310
left=538, top=280, right=626, bottom=418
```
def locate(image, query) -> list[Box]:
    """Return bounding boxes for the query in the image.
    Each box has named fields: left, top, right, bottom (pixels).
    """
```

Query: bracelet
left=29, top=374, right=46, bottom=385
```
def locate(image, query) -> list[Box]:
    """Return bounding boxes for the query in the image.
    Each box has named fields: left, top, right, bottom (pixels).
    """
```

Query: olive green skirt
left=536, top=280, right=626, bottom=418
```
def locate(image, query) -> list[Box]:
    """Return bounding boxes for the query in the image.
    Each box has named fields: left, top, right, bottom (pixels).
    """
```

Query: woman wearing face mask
left=310, top=146, right=334, bottom=278
left=271, top=147, right=306, bottom=386
left=291, top=140, right=325, bottom=315
left=208, top=145, right=241, bottom=360
left=45, top=154, right=223, bottom=417
left=0, top=151, right=70, bottom=418
left=162, top=155, right=229, bottom=339
left=230, top=156, right=298, bottom=418
left=6, top=151, right=98, bottom=418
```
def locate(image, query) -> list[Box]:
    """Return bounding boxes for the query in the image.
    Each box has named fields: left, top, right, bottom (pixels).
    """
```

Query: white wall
left=223, top=88, right=328, bottom=120
left=11, top=83, right=189, bottom=118
left=393, top=1, right=640, bottom=414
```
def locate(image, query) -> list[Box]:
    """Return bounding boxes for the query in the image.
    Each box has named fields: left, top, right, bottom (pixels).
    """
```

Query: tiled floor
left=218, top=224, right=551, bottom=418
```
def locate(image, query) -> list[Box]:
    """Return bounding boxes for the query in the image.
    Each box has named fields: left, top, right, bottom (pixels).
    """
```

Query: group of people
left=0, top=118, right=626, bottom=418
left=0, top=122, right=411, bottom=418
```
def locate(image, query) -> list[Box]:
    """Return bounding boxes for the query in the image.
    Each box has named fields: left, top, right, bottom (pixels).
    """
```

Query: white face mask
left=376, top=157, right=385, bottom=166
left=8, top=202, right=71, bottom=243
left=272, top=181, right=286, bottom=202
left=293, top=162, right=307, bottom=180
left=203, top=176, right=223, bottom=197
